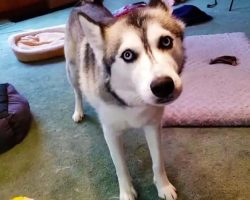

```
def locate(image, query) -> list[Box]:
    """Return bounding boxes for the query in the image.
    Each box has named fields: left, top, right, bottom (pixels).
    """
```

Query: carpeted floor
left=0, top=0, right=250, bottom=200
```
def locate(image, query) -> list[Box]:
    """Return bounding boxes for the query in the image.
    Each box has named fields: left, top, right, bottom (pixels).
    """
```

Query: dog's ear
left=78, top=13, right=104, bottom=60
left=77, top=4, right=115, bottom=64
left=148, top=0, right=172, bottom=12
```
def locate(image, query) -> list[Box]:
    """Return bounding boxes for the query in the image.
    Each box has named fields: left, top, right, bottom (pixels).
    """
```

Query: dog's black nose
left=150, top=76, right=175, bottom=98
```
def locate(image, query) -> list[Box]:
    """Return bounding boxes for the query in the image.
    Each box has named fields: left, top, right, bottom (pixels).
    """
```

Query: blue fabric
left=173, top=5, right=213, bottom=26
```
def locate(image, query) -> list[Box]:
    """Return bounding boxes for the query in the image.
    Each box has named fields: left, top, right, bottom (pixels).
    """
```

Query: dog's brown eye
left=121, top=49, right=137, bottom=63
left=158, top=36, right=173, bottom=49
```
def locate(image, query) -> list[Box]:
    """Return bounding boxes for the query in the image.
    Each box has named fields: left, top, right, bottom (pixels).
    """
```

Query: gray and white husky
left=65, top=0, right=185, bottom=199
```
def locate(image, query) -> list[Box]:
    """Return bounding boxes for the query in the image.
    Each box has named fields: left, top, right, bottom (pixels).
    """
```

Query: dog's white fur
left=65, top=1, right=185, bottom=199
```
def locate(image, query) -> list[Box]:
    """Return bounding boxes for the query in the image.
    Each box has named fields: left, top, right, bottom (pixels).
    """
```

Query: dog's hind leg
left=102, top=124, right=137, bottom=200
left=144, top=125, right=177, bottom=200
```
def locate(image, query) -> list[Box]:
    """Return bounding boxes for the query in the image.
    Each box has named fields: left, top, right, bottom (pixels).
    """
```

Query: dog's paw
left=120, top=185, right=137, bottom=200
left=72, top=111, right=84, bottom=122
left=157, top=183, right=177, bottom=200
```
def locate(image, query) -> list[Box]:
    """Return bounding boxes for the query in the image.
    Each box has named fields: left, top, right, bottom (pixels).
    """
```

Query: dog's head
left=78, top=0, right=185, bottom=107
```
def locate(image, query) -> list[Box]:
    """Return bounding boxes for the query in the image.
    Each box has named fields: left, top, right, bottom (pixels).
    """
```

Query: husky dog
left=65, top=0, right=185, bottom=199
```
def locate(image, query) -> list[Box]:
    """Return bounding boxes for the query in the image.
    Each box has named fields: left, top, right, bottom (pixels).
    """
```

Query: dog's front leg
left=144, top=125, right=177, bottom=200
left=102, top=125, right=137, bottom=200
left=72, top=88, right=84, bottom=122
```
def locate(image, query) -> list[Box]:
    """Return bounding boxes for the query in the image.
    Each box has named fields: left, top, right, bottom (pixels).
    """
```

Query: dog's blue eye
left=121, top=49, right=137, bottom=63
left=159, top=36, right=173, bottom=49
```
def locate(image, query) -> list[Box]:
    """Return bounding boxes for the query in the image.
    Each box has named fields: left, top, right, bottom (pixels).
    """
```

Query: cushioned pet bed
left=0, top=83, right=32, bottom=153
left=9, top=25, right=65, bottom=62
left=163, top=32, right=250, bottom=127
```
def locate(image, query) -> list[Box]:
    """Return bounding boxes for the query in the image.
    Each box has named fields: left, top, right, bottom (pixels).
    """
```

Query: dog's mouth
left=155, top=95, right=175, bottom=104
left=154, top=89, right=182, bottom=105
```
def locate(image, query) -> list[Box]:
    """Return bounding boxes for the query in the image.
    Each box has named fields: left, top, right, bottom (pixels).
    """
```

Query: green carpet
left=0, top=0, right=250, bottom=199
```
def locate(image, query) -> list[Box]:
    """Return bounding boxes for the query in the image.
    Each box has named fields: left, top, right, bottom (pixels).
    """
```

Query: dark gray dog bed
left=0, top=83, right=32, bottom=153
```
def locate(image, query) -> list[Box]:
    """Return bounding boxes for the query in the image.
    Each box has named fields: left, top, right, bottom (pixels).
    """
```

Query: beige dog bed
left=9, top=25, right=65, bottom=62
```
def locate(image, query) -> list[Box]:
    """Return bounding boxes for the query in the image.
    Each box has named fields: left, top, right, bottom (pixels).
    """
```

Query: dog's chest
left=98, top=105, right=163, bottom=129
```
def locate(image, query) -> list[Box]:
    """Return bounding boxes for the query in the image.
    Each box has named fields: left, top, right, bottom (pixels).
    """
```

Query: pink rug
left=163, top=32, right=250, bottom=127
